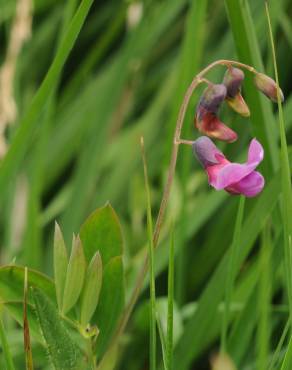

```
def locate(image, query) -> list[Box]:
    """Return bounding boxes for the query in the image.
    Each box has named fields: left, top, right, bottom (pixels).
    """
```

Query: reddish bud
left=195, top=107, right=237, bottom=143
left=254, top=72, right=284, bottom=102
left=195, top=83, right=237, bottom=142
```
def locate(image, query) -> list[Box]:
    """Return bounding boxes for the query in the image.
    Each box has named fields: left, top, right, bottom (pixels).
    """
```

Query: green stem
left=221, top=195, right=245, bottom=353
left=166, top=228, right=174, bottom=370
left=108, top=59, right=259, bottom=354
left=141, top=137, right=156, bottom=370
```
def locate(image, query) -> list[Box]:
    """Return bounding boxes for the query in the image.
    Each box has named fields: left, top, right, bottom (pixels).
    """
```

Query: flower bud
left=195, top=109, right=237, bottom=143
left=211, top=353, right=236, bottom=370
left=223, top=67, right=244, bottom=98
left=192, top=136, right=223, bottom=168
left=198, top=84, right=227, bottom=114
left=226, top=93, right=250, bottom=117
left=223, top=67, right=250, bottom=117
left=254, top=72, right=284, bottom=102
left=195, top=84, right=237, bottom=142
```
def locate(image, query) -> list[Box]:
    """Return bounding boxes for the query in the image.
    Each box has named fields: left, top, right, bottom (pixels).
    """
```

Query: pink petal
left=225, top=171, right=265, bottom=197
left=209, top=139, right=264, bottom=190
left=247, top=139, right=264, bottom=165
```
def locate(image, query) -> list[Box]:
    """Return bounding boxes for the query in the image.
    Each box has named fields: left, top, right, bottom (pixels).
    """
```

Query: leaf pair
left=54, top=223, right=103, bottom=328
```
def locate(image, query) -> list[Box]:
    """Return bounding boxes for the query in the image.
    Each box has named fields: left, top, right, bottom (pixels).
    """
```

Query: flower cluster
left=193, top=66, right=283, bottom=197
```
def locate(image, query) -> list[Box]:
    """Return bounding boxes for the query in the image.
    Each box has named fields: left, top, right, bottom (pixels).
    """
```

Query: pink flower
left=193, top=136, right=265, bottom=197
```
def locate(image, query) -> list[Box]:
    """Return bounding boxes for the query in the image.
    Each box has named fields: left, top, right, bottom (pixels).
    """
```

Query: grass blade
left=157, top=315, right=167, bottom=370
left=224, top=0, right=278, bottom=176
left=268, top=319, right=290, bottom=370
left=265, top=1, right=292, bottom=326
left=280, top=334, right=292, bottom=370
left=141, top=137, right=156, bottom=370
left=0, top=0, right=94, bottom=194
left=166, top=228, right=174, bottom=370
left=221, top=195, right=245, bottom=354
left=256, top=223, right=271, bottom=370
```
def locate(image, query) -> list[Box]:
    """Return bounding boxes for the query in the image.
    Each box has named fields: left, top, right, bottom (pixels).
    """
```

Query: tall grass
left=0, top=1, right=291, bottom=369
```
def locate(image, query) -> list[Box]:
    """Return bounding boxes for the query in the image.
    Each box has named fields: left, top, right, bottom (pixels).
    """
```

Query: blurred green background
left=0, top=0, right=292, bottom=369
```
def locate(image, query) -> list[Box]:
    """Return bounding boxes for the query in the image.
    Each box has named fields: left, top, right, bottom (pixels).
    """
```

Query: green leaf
left=0, top=318, right=16, bottom=370
left=80, top=251, right=103, bottom=327
left=0, top=265, right=55, bottom=342
left=94, top=256, right=124, bottom=361
left=96, top=344, right=119, bottom=370
left=54, top=222, right=68, bottom=310
left=80, top=204, right=123, bottom=264
left=0, top=265, right=55, bottom=303
left=62, top=236, right=86, bottom=314
left=32, top=288, right=85, bottom=370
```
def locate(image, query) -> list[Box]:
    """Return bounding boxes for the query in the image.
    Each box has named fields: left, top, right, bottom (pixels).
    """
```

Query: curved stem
left=104, top=58, right=257, bottom=356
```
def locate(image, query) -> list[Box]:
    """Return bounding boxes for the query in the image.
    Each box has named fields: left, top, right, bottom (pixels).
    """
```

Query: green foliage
left=0, top=0, right=95, bottom=194
left=80, top=251, right=103, bottom=327
left=32, top=288, right=86, bottom=370
left=62, top=236, right=86, bottom=315
left=141, top=137, right=157, bottom=370
left=80, top=204, right=123, bottom=264
left=0, top=318, right=16, bottom=370
left=93, top=256, right=124, bottom=360
left=54, top=222, right=68, bottom=310
left=0, top=0, right=291, bottom=369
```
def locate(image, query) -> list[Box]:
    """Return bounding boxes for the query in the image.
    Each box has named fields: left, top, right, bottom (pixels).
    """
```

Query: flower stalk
left=105, top=58, right=279, bottom=359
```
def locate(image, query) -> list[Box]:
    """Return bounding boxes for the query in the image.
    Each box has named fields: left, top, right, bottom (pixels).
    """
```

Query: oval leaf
left=0, top=265, right=55, bottom=342
left=80, top=251, right=103, bottom=327
left=94, top=256, right=124, bottom=360
left=32, top=288, right=85, bottom=370
left=80, top=204, right=123, bottom=264
left=62, top=236, right=86, bottom=314
left=54, top=222, right=68, bottom=310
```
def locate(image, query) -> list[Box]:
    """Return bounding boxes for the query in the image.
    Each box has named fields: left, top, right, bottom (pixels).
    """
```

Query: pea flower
left=223, top=67, right=250, bottom=117
left=195, top=84, right=237, bottom=143
left=254, top=72, right=284, bottom=102
left=193, top=136, right=265, bottom=197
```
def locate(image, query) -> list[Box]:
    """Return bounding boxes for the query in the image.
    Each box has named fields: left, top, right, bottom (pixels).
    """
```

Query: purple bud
left=223, top=67, right=244, bottom=98
left=254, top=72, right=284, bottom=102
left=192, top=136, right=223, bottom=167
left=198, top=84, right=227, bottom=114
